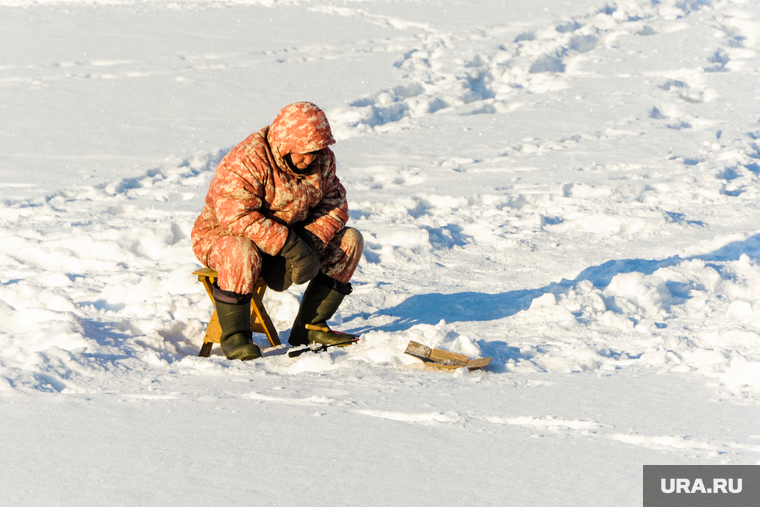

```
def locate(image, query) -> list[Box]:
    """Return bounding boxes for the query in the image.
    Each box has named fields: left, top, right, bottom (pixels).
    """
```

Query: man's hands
left=262, top=228, right=321, bottom=290
left=279, top=230, right=320, bottom=285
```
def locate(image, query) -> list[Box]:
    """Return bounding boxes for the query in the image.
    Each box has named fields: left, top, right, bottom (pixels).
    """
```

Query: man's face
left=289, top=151, right=319, bottom=170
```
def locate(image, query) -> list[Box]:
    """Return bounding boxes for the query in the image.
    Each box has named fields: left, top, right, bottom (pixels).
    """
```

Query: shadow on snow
left=350, top=234, right=760, bottom=334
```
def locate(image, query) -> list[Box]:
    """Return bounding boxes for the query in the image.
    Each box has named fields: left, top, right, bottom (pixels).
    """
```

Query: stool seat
left=193, top=267, right=280, bottom=357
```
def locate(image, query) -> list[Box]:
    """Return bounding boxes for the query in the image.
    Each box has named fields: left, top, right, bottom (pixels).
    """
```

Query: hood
left=267, top=102, right=336, bottom=173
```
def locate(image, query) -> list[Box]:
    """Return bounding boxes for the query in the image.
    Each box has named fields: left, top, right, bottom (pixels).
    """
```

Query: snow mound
left=501, top=252, right=760, bottom=392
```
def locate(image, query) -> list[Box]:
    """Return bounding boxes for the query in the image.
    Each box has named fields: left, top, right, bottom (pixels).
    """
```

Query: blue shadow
left=350, top=234, right=760, bottom=333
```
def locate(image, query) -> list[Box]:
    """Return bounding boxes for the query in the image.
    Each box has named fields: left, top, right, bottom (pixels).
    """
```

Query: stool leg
left=198, top=273, right=218, bottom=357
left=199, top=342, right=213, bottom=357
left=251, top=279, right=280, bottom=347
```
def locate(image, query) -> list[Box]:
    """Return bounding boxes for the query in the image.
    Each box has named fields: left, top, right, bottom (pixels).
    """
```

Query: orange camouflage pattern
left=192, top=102, right=362, bottom=294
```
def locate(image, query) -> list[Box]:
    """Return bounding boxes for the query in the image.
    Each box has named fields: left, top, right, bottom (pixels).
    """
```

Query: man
left=192, top=102, right=364, bottom=360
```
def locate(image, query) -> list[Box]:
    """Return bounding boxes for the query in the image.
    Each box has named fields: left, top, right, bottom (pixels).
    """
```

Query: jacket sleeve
left=304, top=150, right=349, bottom=245
left=211, top=158, right=289, bottom=256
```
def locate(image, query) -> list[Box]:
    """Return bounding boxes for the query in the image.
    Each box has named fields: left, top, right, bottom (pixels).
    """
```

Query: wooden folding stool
left=193, top=267, right=280, bottom=357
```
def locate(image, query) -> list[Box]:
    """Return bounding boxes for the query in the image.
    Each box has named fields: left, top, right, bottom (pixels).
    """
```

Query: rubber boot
left=214, top=297, right=262, bottom=361
left=289, top=272, right=356, bottom=347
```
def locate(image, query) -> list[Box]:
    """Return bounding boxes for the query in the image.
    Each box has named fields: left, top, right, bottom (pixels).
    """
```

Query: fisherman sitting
left=192, top=102, right=363, bottom=360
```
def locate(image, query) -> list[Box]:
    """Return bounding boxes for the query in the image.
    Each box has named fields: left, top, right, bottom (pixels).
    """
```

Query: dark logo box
left=644, top=465, right=760, bottom=507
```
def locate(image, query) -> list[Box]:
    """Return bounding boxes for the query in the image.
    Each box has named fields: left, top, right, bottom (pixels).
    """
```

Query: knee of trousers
left=208, top=235, right=263, bottom=294
left=321, top=227, right=364, bottom=284
left=340, top=227, right=364, bottom=260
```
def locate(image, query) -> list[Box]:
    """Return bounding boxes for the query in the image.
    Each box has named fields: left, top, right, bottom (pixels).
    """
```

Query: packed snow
left=2, top=0, right=760, bottom=505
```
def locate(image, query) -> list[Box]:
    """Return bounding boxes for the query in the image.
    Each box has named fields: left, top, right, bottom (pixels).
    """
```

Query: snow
left=2, top=0, right=760, bottom=504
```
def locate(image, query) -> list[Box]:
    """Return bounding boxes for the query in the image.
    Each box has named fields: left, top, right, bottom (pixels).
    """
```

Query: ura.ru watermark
left=660, top=477, right=742, bottom=494
left=643, top=465, right=759, bottom=507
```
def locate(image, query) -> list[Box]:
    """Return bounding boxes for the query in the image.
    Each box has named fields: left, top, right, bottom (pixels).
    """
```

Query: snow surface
left=2, top=0, right=760, bottom=505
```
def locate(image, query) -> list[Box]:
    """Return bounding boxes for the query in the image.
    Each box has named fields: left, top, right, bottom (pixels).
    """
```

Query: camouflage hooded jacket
left=191, top=102, right=349, bottom=261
